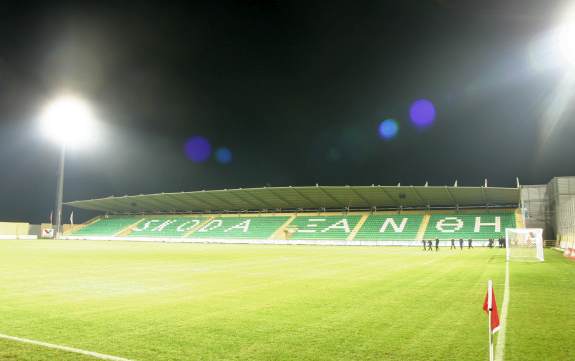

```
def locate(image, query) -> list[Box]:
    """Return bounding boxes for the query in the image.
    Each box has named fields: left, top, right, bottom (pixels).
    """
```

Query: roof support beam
left=203, top=192, right=238, bottom=210
left=291, top=187, right=316, bottom=208
left=480, top=187, right=489, bottom=206
left=141, top=197, right=175, bottom=212
left=318, top=187, right=341, bottom=205
left=100, top=198, right=129, bottom=212
left=241, top=189, right=270, bottom=209
left=379, top=187, right=399, bottom=208
left=410, top=186, right=428, bottom=206
left=149, top=196, right=183, bottom=212
left=220, top=191, right=259, bottom=209
left=163, top=193, right=196, bottom=211
left=267, top=188, right=297, bottom=209
left=444, top=186, right=458, bottom=207
left=183, top=193, right=219, bottom=210
left=349, top=187, right=370, bottom=206
left=128, top=198, right=162, bottom=213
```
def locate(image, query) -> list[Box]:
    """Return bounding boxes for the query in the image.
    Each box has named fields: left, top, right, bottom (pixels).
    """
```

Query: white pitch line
left=0, top=333, right=135, bottom=361
left=495, top=261, right=510, bottom=361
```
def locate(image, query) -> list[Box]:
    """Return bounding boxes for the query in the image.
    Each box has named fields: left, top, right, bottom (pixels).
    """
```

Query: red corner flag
left=483, top=280, right=500, bottom=334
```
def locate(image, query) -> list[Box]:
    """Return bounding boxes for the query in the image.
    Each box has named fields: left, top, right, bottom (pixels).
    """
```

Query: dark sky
left=1, top=0, right=575, bottom=223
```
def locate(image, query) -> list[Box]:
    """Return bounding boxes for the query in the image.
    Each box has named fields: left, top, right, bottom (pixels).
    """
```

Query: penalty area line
left=495, top=261, right=510, bottom=361
left=0, top=333, right=135, bottom=361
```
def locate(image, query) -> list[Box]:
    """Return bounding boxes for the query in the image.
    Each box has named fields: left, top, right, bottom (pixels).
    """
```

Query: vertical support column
left=54, top=144, right=66, bottom=239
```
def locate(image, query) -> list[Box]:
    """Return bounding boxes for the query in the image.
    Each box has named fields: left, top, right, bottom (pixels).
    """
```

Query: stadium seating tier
left=69, top=210, right=518, bottom=242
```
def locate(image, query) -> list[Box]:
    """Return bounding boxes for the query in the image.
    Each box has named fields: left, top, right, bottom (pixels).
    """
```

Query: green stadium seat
left=288, top=215, right=361, bottom=240
left=354, top=214, right=423, bottom=241
left=127, top=216, right=206, bottom=238
left=190, top=216, right=289, bottom=239
left=69, top=210, right=517, bottom=242
left=423, top=211, right=516, bottom=240
left=71, top=216, right=141, bottom=236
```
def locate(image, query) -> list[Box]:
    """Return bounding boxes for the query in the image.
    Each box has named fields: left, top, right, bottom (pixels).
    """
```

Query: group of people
left=422, top=237, right=506, bottom=251
left=487, top=237, right=506, bottom=248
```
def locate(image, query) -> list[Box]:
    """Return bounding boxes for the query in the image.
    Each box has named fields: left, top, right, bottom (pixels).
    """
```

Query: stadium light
left=39, top=95, right=97, bottom=238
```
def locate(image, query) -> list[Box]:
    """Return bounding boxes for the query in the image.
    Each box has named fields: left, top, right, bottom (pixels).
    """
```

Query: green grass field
left=0, top=240, right=573, bottom=361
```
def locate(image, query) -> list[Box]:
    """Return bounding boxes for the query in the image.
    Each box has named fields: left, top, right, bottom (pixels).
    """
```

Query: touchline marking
left=495, top=261, right=510, bottom=361
left=0, top=333, right=135, bottom=361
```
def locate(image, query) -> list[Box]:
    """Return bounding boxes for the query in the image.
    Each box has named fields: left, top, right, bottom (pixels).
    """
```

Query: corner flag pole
left=488, top=280, right=494, bottom=361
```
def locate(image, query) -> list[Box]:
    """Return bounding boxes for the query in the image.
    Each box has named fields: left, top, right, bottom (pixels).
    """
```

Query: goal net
left=505, top=228, right=544, bottom=262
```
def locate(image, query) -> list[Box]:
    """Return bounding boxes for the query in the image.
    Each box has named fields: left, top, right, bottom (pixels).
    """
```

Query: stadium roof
left=66, top=185, right=520, bottom=213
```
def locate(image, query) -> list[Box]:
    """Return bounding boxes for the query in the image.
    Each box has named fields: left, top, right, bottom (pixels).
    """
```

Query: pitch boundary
left=495, top=261, right=510, bottom=361
left=0, top=333, right=135, bottom=361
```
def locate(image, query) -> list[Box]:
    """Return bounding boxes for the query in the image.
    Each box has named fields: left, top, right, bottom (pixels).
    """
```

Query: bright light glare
left=556, top=7, right=575, bottom=66
left=40, top=95, right=97, bottom=147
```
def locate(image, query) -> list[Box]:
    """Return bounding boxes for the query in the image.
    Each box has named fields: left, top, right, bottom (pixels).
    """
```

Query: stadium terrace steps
left=346, top=215, right=368, bottom=241
left=270, top=215, right=297, bottom=240
left=68, top=210, right=519, bottom=242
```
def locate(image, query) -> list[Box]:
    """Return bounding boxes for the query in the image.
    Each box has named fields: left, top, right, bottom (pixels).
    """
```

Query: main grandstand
left=64, top=184, right=521, bottom=245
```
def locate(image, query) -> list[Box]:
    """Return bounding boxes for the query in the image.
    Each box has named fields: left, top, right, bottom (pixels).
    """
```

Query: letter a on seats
left=224, top=219, right=251, bottom=233
left=321, top=219, right=351, bottom=233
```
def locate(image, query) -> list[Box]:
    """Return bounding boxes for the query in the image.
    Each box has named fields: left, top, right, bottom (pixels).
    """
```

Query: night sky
left=1, top=0, right=575, bottom=223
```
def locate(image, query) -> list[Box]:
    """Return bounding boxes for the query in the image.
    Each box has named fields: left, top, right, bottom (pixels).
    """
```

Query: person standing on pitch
left=435, top=238, right=440, bottom=251
left=422, top=239, right=427, bottom=251
left=488, top=238, right=494, bottom=248
left=450, top=238, right=456, bottom=250
left=459, top=238, right=464, bottom=250
left=427, top=239, right=433, bottom=251
left=468, top=238, right=473, bottom=249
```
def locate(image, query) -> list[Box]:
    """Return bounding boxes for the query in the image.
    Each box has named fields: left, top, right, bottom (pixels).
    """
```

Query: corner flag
left=483, top=280, right=500, bottom=334
left=483, top=280, right=500, bottom=361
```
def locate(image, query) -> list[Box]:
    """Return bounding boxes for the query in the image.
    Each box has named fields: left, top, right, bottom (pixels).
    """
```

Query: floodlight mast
left=54, top=144, right=66, bottom=239
left=40, top=95, right=96, bottom=239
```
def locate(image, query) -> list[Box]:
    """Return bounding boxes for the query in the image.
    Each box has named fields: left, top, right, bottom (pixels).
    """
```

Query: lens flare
left=378, top=119, right=399, bottom=140
left=184, top=136, right=212, bottom=163
left=215, top=147, right=232, bottom=164
left=409, top=99, right=436, bottom=129
left=555, top=4, right=575, bottom=67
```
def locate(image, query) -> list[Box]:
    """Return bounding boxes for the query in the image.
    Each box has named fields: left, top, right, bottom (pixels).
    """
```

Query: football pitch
left=0, top=240, right=573, bottom=361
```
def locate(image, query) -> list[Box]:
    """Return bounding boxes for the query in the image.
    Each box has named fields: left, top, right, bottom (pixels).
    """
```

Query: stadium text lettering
left=434, top=216, right=501, bottom=233
left=379, top=218, right=408, bottom=233
left=132, top=219, right=202, bottom=233
left=297, top=218, right=351, bottom=233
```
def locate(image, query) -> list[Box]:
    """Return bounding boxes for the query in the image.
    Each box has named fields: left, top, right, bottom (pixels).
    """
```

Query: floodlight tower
left=40, top=95, right=97, bottom=238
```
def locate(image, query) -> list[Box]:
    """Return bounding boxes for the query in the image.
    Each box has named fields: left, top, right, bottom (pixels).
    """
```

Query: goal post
left=505, top=228, right=544, bottom=262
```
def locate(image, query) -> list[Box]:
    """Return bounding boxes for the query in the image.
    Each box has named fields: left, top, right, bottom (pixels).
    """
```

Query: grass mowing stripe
left=0, top=333, right=135, bottom=361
